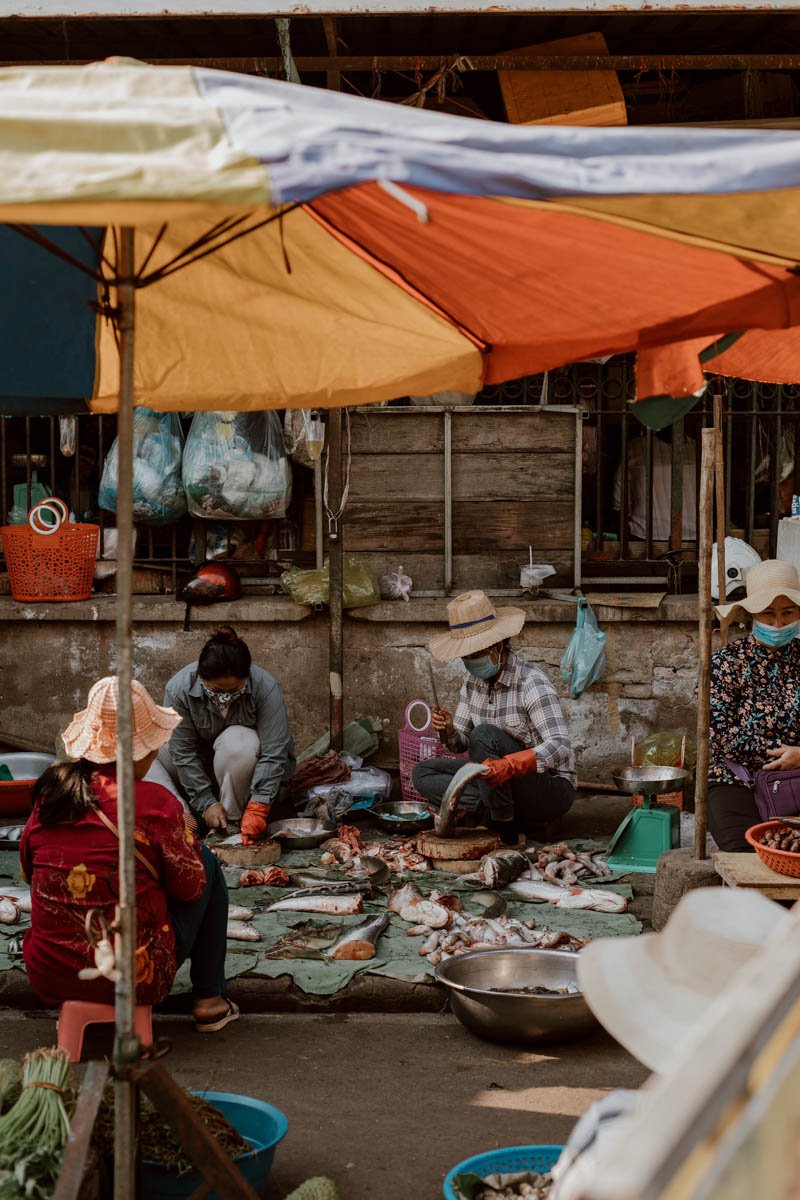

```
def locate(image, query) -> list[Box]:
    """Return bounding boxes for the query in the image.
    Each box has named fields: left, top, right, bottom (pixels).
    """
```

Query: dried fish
left=226, top=921, right=261, bottom=942
left=326, top=913, right=390, bottom=961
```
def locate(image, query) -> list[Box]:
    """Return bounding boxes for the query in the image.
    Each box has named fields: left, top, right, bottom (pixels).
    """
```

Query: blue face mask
left=463, top=654, right=501, bottom=680
left=753, top=619, right=800, bottom=649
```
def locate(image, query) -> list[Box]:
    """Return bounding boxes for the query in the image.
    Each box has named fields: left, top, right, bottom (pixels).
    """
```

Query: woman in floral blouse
left=709, top=560, right=800, bottom=852
left=21, top=677, right=238, bottom=1033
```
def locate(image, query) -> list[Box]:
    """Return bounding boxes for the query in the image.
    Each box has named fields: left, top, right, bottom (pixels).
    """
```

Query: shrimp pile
left=526, top=843, right=611, bottom=886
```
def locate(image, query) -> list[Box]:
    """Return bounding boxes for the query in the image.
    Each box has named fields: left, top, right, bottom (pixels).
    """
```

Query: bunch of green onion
left=0, top=1048, right=73, bottom=1199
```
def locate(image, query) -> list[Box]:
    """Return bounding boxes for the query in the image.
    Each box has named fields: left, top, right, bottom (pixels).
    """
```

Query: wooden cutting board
left=416, top=830, right=500, bottom=862
left=212, top=839, right=281, bottom=867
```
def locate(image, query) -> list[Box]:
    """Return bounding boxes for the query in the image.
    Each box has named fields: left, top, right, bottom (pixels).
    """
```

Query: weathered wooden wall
left=346, top=406, right=578, bottom=590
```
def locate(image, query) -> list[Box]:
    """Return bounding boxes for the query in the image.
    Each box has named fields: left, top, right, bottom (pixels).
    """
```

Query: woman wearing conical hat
left=413, top=590, right=576, bottom=842
left=710, top=558, right=800, bottom=852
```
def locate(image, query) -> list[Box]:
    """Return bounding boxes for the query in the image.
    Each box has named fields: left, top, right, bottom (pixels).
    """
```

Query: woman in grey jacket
left=147, top=626, right=295, bottom=844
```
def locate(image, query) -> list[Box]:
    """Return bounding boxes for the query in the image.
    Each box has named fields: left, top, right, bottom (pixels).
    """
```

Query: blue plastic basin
left=141, top=1091, right=288, bottom=1200
left=444, top=1145, right=564, bottom=1200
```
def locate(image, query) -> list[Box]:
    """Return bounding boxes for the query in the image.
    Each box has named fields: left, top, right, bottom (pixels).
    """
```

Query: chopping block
left=416, top=829, right=500, bottom=873
left=211, top=839, right=282, bottom=867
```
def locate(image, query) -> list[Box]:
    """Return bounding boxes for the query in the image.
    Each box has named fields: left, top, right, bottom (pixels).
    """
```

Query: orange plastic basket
left=1, top=500, right=99, bottom=602
left=745, top=821, right=800, bottom=878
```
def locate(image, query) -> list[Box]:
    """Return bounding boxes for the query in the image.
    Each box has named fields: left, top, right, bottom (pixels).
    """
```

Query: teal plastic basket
left=444, top=1145, right=563, bottom=1200
left=142, top=1091, right=288, bottom=1199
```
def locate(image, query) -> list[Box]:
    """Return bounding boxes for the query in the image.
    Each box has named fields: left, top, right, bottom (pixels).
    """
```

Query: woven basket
left=397, top=699, right=466, bottom=804
left=745, top=821, right=800, bottom=878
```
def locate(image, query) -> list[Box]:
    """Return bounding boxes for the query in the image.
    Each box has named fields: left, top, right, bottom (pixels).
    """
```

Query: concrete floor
left=0, top=1009, right=648, bottom=1199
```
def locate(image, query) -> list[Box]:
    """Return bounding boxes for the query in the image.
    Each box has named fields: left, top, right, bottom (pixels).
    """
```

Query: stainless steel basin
left=436, top=948, right=596, bottom=1045
left=612, top=764, right=692, bottom=796
left=0, top=752, right=54, bottom=781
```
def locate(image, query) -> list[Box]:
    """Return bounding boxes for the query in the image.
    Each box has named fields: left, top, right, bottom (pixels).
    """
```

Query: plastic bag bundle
left=283, top=410, right=325, bottom=467
left=560, top=598, right=606, bottom=699
left=99, top=407, right=186, bottom=524
left=280, top=557, right=380, bottom=609
left=379, top=564, right=413, bottom=602
left=182, top=411, right=292, bottom=520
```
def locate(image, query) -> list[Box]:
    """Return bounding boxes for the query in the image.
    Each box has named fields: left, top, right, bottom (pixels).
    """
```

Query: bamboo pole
left=113, top=227, right=139, bottom=1200
left=328, top=409, right=344, bottom=753
left=694, top=427, right=716, bottom=861
left=714, top=392, right=728, bottom=647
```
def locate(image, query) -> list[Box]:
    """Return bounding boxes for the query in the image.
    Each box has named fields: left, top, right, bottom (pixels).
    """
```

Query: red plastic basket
left=1, top=499, right=99, bottom=602
left=745, top=821, right=800, bottom=878
left=398, top=699, right=467, bottom=804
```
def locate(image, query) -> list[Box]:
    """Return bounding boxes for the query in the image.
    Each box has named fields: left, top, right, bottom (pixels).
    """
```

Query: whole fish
left=266, top=921, right=344, bottom=959
left=473, top=848, right=530, bottom=890
left=508, top=879, right=628, bottom=913
left=267, top=893, right=364, bottom=916
left=228, top=905, right=254, bottom=922
left=284, top=880, right=373, bottom=899
left=326, top=913, right=390, bottom=961
left=226, top=921, right=262, bottom=941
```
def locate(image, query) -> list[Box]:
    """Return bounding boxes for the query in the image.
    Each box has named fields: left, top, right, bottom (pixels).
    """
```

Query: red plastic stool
left=57, top=1001, right=153, bottom=1062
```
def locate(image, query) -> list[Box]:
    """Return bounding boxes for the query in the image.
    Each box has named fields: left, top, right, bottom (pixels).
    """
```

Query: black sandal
left=195, top=998, right=240, bottom=1034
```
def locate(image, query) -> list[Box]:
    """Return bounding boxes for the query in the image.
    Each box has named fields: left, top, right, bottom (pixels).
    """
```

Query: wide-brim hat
left=716, top=558, right=800, bottom=620
left=62, top=676, right=181, bottom=764
left=576, top=889, right=788, bottom=1074
left=429, top=589, right=525, bottom=662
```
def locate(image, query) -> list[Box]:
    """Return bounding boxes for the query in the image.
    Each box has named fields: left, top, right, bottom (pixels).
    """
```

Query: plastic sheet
left=183, top=411, right=292, bottom=520
left=99, top=407, right=186, bottom=524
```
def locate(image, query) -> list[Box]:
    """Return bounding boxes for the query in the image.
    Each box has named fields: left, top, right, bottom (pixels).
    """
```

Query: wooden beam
left=321, top=16, right=340, bottom=90
left=53, top=1062, right=111, bottom=1200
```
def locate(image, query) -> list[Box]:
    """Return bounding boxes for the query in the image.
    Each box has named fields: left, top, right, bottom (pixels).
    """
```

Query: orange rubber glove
left=240, top=801, right=271, bottom=845
left=481, top=749, right=538, bottom=788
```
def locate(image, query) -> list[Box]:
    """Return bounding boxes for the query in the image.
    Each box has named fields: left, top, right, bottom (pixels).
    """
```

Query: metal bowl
left=436, top=948, right=596, bottom=1045
left=373, top=800, right=435, bottom=834
left=612, top=764, right=692, bottom=796
left=266, top=818, right=336, bottom=849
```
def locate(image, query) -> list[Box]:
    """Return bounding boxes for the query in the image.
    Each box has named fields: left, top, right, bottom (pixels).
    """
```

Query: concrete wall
left=0, top=595, right=700, bottom=781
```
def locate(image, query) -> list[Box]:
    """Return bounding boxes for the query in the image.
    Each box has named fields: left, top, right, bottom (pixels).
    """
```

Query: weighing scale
left=607, top=764, right=691, bottom=874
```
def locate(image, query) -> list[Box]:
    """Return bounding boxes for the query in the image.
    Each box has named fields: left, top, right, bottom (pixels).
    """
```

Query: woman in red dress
left=20, top=676, right=238, bottom=1033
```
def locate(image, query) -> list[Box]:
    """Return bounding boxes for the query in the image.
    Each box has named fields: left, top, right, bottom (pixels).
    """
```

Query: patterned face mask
left=202, top=682, right=245, bottom=712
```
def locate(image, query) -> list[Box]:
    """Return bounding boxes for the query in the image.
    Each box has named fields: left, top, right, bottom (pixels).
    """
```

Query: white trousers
left=146, top=725, right=261, bottom=821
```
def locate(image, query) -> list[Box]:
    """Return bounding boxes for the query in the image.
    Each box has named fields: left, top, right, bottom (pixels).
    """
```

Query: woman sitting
left=709, top=559, right=800, bottom=852
left=20, top=677, right=238, bottom=1033
left=146, top=626, right=294, bottom=845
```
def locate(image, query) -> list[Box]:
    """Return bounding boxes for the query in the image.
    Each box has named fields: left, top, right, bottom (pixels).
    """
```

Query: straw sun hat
left=61, top=676, right=181, bottom=764
left=429, top=590, right=525, bottom=663
left=577, top=889, right=789, bottom=1074
left=715, top=558, right=800, bottom=621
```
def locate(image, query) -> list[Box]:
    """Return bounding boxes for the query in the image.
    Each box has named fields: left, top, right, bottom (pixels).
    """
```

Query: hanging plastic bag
left=59, top=416, right=77, bottom=458
left=182, top=411, right=292, bottom=520
left=280, top=556, right=380, bottom=609
left=98, top=407, right=186, bottom=524
left=283, top=410, right=325, bottom=467
left=560, top=598, right=606, bottom=699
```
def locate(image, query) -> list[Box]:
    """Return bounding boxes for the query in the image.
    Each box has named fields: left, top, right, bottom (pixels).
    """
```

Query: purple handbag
left=725, top=759, right=800, bottom=821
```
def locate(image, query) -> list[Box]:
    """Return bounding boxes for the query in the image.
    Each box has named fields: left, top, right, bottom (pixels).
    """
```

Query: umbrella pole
left=328, top=408, right=344, bottom=752
left=714, top=392, right=728, bottom=645
left=113, top=226, right=139, bottom=1200
left=694, top=427, right=716, bottom=860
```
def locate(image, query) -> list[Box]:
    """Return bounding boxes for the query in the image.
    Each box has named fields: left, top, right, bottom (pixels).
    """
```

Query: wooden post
left=694, top=427, right=716, bottom=861
left=714, top=392, right=728, bottom=646
left=113, top=226, right=139, bottom=1200
left=328, top=408, right=344, bottom=752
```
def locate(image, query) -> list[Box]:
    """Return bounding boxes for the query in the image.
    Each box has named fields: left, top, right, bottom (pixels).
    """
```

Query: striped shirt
left=450, top=652, right=576, bottom=785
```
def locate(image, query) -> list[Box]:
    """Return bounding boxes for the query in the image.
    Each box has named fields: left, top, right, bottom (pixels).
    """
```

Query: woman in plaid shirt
left=413, top=591, right=575, bottom=842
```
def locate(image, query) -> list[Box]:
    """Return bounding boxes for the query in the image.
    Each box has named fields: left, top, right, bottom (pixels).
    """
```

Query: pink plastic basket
left=398, top=699, right=467, bottom=804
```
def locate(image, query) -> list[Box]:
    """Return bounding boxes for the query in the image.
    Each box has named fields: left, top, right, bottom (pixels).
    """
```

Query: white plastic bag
left=379, top=564, right=413, bottom=601
left=183, top=411, right=292, bottom=520
left=98, top=407, right=186, bottom=524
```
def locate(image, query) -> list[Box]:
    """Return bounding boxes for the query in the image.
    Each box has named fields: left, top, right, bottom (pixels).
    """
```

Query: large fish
left=508, top=879, right=628, bottom=913
left=283, top=880, right=373, bottom=899
left=471, top=848, right=530, bottom=890
left=267, top=892, right=365, bottom=916
left=326, top=913, right=390, bottom=961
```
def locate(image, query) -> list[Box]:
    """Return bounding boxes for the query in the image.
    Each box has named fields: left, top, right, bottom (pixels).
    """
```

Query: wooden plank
left=53, top=1061, right=110, bottom=1200
left=499, top=33, right=627, bottom=127
left=349, top=410, right=577, bottom=455
left=343, top=500, right=574, bottom=551
left=348, top=452, right=574, bottom=502
left=345, top=551, right=574, bottom=591
left=714, top=851, right=800, bottom=899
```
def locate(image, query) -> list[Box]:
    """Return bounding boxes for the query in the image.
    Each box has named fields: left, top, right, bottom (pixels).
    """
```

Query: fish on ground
left=228, top=905, right=254, bottom=922
left=410, top=909, right=586, bottom=966
left=326, top=913, right=390, bottom=961
left=508, top=879, right=627, bottom=913
left=265, top=920, right=344, bottom=959
left=226, top=921, right=262, bottom=941
left=239, top=866, right=291, bottom=888
left=0, top=887, right=31, bottom=913
left=267, top=892, right=365, bottom=916
left=467, top=848, right=530, bottom=889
